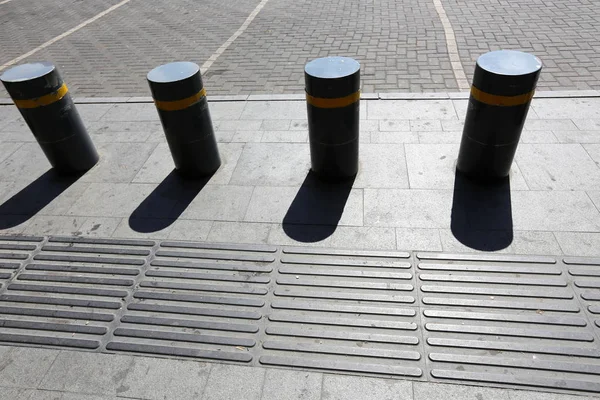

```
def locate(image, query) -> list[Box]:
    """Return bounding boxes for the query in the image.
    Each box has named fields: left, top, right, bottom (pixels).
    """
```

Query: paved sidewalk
left=0, top=345, right=596, bottom=400
left=1, top=95, right=600, bottom=399
left=1, top=95, right=600, bottom=256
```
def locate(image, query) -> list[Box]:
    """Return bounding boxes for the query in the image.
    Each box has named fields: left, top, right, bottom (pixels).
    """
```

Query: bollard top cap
left=0, top=62, right=55, bottom=83
left=477, top=50, right=542, bottom=76
left=147, top=61, right=200, bottom=83
left=305, top=57, right=360, bottom=79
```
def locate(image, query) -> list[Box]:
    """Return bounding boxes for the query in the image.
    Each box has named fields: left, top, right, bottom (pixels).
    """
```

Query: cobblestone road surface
left=1, top=0, right=599, bottom=97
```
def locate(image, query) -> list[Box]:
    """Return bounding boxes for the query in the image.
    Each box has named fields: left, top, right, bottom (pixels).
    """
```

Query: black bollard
left=305, top=57, right=360, bottom=181
left=457, top=50, right=542, bottom=180
left=0, top=62, right=99, bottom=174
left=147, top=62, right=221, bottom=178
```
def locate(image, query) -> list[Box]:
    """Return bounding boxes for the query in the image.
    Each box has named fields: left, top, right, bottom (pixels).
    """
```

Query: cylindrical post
left=305, top=57, right=360, bottom=181
left=147, top=62, right=221, bottom=178
left=457, top=50, right=542, bottom=180
left=0, top=62, right=99, bottom=174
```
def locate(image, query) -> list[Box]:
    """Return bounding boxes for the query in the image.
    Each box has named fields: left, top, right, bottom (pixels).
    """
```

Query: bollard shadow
left=450, top=169, right=513, bottom=251
left=283, top=171, right=355, bottom=242
left=128, top=170, right=212, bottom=233
left=0, top=170, right=83, bottom=230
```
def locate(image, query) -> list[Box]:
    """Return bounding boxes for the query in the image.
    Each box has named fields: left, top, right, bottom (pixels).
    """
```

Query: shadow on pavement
left=450, top=169, right=513, bottom=251
left=283, top=171, right=355, bottom=242
left=0, top=169, right=83, bottom=229
left=129, top=170, right=212, bottom=233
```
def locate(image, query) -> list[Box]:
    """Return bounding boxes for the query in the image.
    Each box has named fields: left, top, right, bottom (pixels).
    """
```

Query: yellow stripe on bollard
left=470, top=86, right=534, bottom=107
left=306, top=90, right=361, bottom=109
left=13, top=83, right=69, bottom=109
left=154, top=87, right=207, bottom=111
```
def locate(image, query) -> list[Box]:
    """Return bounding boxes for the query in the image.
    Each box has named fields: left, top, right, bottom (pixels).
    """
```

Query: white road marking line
left=201, top=0, right=271, bottom=74
left=0, top=0, right=132, bottom=72
left=432, top=0, right=470, bottom=90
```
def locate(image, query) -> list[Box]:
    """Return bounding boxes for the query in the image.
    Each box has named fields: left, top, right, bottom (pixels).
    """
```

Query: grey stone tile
left=379, top=120, right=410, bottom=131
left=515, top=144, right=600, bottom=190
left=396, top=227, right=442, bottom=251
left=511, top=231, right=563, bottom=255
left=245, top=186, right=363, bottom=226
left=88, top=120, right=162, bottom=138
left=573, top=119, right=600, bottom=130
left=322, top=374, right=412, bottom=400
left=208, top=221, right=272, bottom=244
left=240, top=101, right=306, bottom=120
left=261, top=130, right=308, bottom=143
left=406, top=144, right=528, bottom=190
left=508, top=389, right=597, bottom=400
left=410, top=119, right=442, bottom=131
left=230, top=143, right=310, bottom=186
left=214, top=130, right=235, bottom=143
left=39, top=351, right=133, bottom=395
left=0, top=215, right=31, bottom=235
left=23, top=216, right=87, bottom=236
left=364, top=189, right=452, bottom=228
left=290, top=120, right=309, bottom=130
left=512, top=191, right=600, bottom=232
left=554, top=232, right=600, bottom=256
left=452, top=100, right=468, bottom=120
left=269, top=224, right=397, bottom=250
left=0, top=131, right=36, bottom=142
left=208, top=143, right=244, bottom=185
left=441, top=119, right=464, bottom=131
left=231, top=130, right=263, bottom=142
left=261, top=369, right=322, bottom=400
left=113, top=217, right=174, bottom=239
left=0, top=387, right=35, bottom=400
left=167, top=219, right=213, bottom=241
left=553, top=130, right=600, bottom=144
left=532, top=98, right=600, bottom=119
left=588, top=191, right=600, bottom=211
left=0, top=107, right=21, bottom=125
left=81, top=143, right=157, bottom=183
left=413, top=382, right=509, bottom=400
left=519, top=130, right=559, bottom=144
left=417, top=130, right=462, bottom=144
left=261, top=119, right=291, bottom=130
left=369, top=100, right=457, bottom=120
left=523, top=119, right=577, bottom=131
left=180, top=185, right=254, bottom=221
left=0, top=143, right=51, bottom=181
left=439, top=229, right=514, bottom=253
left=99, top=103, right=158, bottom=121
left=202, top=364, right=265, bottom=400
left=584, top=144, right=600, bottom=167
left=67, top=183, right=159, bottom=217
left=370, top=131, right=419, bottom=143
left=209, top=102, right=246, bottom=120
left=360, top=120, right=380, bottom=132
left=131, top=143, right=174, bottom=183
left=117, top=356, right=211, bottom=400
left=22, top=391, right=114, bottom=400
left=354, top=144, right=409, bottom=188
left=75, top=104, right=114, bottom=121
left=218, top=120, right=263, bottom=131
left=0, top=142, right=22, bottom=163
left=0, top=347, right=59, bottom=389
left=34, top=180, right=91, bottom=216
left=77, top=217, right=121, bottom=237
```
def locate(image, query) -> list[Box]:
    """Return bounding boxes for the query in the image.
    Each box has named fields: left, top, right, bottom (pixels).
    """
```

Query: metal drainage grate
left=417, top=252, right=600, bottom=393
left=106, top=241, right=276, bottom=363
left=566, top=256, right=600, bottom=337
left=0, top=236, right=154, bottom=350
left=260, top=247, right=424, bottom=378
left=0, top=235, right=43, bottom=286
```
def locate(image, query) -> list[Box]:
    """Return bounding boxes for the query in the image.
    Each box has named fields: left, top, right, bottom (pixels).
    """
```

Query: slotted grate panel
left=417, top=252, right=600, bottom=393
left=0, top=236, right=43, bottom=286
left=566, top=257, right=600, bottom=337
left=0, top=236, right=154, bottom=350
left=106, top=241, right=276, bottom=363
left=260, top=247, right=424, bottom=378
